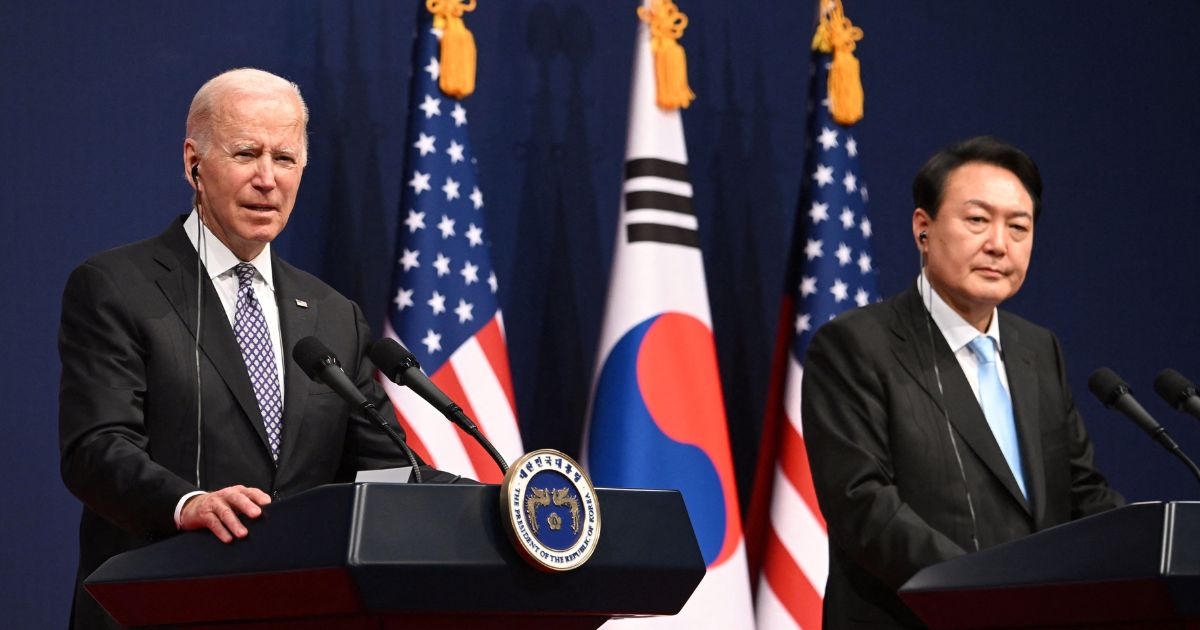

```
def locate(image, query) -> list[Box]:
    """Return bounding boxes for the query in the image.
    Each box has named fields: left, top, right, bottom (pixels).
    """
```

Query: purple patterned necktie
left=233, top=262, right=283, bottom=461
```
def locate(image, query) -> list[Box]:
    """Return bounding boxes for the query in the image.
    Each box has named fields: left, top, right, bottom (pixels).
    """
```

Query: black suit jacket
left=58, top=217, right=447, bottom=629
left=801, top=285, right=1123, bottom=628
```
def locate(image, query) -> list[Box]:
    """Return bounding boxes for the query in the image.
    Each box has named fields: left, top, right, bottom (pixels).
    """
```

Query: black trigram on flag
left=623, top=157, right=699, bottom=248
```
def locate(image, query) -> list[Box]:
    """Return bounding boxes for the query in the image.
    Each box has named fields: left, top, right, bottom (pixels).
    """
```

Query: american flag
left=379, top=14, right=524, bottom=484
left=748, top=50, right=879, bottom=629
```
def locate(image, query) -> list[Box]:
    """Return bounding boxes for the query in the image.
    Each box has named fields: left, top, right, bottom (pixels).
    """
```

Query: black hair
left=912, top=136, right=1043, bottom=222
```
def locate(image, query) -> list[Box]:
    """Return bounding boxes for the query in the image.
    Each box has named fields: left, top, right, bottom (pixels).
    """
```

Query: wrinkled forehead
left=210, top=90, right=306, bottom=146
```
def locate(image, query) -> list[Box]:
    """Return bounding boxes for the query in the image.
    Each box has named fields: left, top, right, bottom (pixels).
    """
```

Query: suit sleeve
left=801, top=319, right=966, bottom=589
left=58, top=262, right=196, bottom=538
left=1049, top=333, right=1125, bottom=517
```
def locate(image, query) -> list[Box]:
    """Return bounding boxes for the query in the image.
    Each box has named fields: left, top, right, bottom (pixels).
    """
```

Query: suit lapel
left=273, top=256, right=318, bottom=474
left=1000, top=317, right=1045, bottom=523
left=887, top=287, right=946, bottom=413
left=889, top=286, right=1031, bottom=516
left=152, top=218, right=272, bottom=455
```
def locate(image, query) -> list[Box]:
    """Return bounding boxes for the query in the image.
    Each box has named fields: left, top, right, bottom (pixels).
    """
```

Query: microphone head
left=368, top=338, right=421, bottom=381
left=1155, top=368, right=1198, bottom=410
left=1088, top=367, right=1130, bottom=407
left=292, top=336, right=340, bottom=382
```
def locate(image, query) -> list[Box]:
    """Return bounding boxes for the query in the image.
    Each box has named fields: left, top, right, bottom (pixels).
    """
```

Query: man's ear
left=912, top=208, right=932, bottom=250
left=183, top=140, right=200, bottom=189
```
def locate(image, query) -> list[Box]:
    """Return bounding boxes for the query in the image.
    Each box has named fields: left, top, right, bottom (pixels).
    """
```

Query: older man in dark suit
left=801, top=136, right=1124, bottom=628
left=58, top=68, right=450, bottom=629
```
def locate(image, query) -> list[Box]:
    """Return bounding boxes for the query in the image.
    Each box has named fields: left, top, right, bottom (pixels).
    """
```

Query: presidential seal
left=500, top=449, right=601, bottom=572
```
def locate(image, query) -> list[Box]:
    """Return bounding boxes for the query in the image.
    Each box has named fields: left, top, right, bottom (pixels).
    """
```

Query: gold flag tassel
left=812, top=0, right=864, bottom=125
left=427, top=0, right=477, bottom=99
left=638, top=0, right=696, bottom=110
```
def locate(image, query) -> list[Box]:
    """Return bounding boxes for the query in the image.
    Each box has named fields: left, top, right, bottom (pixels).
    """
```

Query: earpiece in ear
left=919, top=230, right=928, bottom=242
left=190, top=164, right=203, bottom=217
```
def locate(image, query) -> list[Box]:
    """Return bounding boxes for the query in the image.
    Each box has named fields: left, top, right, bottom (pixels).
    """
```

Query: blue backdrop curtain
left=2, top=2, right=1198, bottom=625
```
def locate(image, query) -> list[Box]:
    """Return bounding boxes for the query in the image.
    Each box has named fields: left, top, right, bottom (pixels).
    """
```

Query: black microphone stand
left=359, top=401, right=424, bottom=484
left=392, top=352, right=509, bottom=475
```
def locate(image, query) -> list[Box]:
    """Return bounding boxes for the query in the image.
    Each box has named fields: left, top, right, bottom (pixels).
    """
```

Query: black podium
left=85, top=483, right=706, bottom=629
left=899, top=501, right=1200, bottom=629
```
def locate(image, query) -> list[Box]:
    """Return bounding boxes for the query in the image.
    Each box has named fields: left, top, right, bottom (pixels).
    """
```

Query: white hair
left=185, top=68, right=310, bottom=164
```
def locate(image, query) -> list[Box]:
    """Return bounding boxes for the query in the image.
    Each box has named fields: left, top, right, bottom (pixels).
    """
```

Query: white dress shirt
left=183, top=211, right=286, bottom=390
left=916, top=272, right=1013, bottom=402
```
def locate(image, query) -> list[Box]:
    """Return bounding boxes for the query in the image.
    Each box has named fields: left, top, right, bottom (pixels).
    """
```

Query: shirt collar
left=183, top=210, right=275, bottom=290
left=917, top=272, right=1001, bottom=354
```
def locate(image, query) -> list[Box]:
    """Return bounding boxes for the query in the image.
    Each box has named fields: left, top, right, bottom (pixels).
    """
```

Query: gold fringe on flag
left=426, top=0, right=477, bottom=99
left=812, top=0, right=864, bottom=125
left=637, top=0, right=696, bottom=110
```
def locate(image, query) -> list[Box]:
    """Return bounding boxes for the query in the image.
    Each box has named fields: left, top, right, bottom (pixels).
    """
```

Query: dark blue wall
left=2, top=1, right=1198, bottom=625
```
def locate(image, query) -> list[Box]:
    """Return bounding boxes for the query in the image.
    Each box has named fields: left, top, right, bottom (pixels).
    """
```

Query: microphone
left=1088, top=367, right=1200, bottom=484
left=1088, top=368, right=1177, bottom=449
left=294, top=337, right=373, bottom=408
left=370, top=338, right=509, bottom=474
left=292, top=336, right=423, bottom=483
left=1155, top=368, right=1200, bottom=421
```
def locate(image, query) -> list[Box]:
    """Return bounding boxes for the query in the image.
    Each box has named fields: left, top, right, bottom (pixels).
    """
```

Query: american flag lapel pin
left=295, top=299, right=308, bottom=308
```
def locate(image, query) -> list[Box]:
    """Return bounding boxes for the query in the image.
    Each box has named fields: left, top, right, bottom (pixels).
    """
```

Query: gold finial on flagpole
left=638, top=0, right=696, bottom=110
left=812, top=0, right=864, bottom=124
left=426, top=0, right=477, bottom=99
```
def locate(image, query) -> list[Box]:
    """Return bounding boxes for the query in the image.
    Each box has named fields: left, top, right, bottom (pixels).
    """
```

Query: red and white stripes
left=756, top=357, right=828, bottom=630
left=380, top=316, right=523, bottom=483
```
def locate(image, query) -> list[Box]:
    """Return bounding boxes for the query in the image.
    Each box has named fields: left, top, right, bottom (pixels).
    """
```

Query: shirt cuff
left=174, top=491, right=207, bottom=529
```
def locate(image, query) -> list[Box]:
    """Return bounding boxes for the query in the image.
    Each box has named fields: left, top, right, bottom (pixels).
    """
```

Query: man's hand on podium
left=179, top=485, right=272, bottom=543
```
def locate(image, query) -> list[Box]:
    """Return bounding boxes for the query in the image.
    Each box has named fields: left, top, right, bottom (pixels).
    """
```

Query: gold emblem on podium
left=501, top=449, right=602, bottom=572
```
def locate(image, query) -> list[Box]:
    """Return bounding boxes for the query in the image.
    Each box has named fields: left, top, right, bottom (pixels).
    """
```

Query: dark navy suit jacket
left=58, top=217, right=449, bottom=629
left=801, top=284, right=1123, bottom=628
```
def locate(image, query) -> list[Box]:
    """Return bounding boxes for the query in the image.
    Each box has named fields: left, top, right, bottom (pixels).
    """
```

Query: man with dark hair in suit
left=58, top=68, right=452, bottom=629
left=801, top=136, right=1124, bottom=628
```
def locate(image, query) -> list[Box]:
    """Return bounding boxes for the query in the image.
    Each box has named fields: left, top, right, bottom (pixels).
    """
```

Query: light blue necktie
left=967, top=335, right=1028, bottom=499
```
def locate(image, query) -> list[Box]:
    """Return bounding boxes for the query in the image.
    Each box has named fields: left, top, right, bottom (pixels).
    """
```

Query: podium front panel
left=85, top=483, right=706, bottom=628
